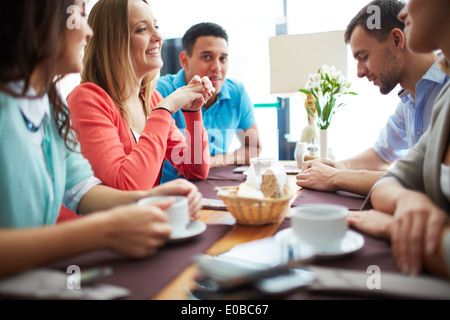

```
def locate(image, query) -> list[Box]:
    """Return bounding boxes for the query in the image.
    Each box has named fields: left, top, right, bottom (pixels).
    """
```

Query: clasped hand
left=296, top=158, right=340, bottom=191
left=157, top=75, right=215, bottom=114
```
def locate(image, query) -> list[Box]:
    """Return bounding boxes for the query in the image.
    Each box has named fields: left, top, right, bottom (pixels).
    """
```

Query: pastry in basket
left=216, top=165, right=293, bottom=225
left=237, top=164, right=287, bottom=199
left=237, top=182, right=264, bottom=199
left=261, top=166, right=287, bottom=199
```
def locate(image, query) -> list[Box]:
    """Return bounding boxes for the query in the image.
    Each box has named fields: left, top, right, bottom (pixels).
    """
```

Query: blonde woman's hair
left=82, top=0, right=157, bottom=120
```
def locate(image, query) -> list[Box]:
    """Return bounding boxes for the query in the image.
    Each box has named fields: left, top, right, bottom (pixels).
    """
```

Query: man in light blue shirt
left=374, top=61, right=448, bottom=162
left=157, top=22, right=260, bottom=183
left=296, top=0, right=449, bottom=196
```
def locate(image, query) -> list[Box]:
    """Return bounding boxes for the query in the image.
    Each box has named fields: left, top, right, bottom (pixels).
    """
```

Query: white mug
left=291, top=204, right=348, bottom=252
left=138, top=196, right=190, bottom=237
left=294, top=142, right=308, bottom=169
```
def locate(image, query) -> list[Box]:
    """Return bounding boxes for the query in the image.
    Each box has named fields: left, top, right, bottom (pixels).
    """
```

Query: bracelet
left=182, top=109, right=201, bottom=113
left=153, top=107, right=173, bottom=115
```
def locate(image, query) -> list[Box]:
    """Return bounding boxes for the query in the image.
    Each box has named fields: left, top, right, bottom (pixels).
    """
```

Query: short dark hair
left=344, top=0, right=406, bottom=44
left=182, top=22, right=228, bottom=56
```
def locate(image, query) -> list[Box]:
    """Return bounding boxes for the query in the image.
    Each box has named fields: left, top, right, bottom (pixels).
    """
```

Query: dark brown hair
left=182, top=22, right=228, bottom=57
left=0, top=0, right=77, bottom=150
left=344, top=0, right=406, bottom=44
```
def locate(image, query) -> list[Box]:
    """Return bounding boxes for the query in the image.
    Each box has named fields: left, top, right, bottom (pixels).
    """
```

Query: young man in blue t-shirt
left=157, top=22, right=260, bottom=183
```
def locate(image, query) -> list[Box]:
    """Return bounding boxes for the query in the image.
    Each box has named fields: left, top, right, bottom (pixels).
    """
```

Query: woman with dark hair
left=0, top=0, right=203, bottom=279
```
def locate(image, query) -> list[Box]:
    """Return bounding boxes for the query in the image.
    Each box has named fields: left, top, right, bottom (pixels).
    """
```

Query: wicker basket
left=216, top=185, right=293, bottom=225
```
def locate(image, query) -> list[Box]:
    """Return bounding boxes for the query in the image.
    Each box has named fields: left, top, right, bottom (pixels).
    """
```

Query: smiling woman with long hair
left=67, top=0, right=214, bottom=194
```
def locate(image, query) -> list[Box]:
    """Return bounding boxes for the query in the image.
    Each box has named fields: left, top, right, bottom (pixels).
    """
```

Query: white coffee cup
left=294, top=142, right=308, bottom=169
left=250, top=157, right=277, bottom=176
left=138, top=196, right=190, bottom=237
left=291, top=204, right=348, bottom=252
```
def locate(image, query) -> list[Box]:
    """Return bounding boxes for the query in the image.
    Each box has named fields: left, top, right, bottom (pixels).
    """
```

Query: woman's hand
left=391, top=191, right=448, bottom=275
left=143, top=179, right=203, bottom=219
left=100, top=202, right=172, bottom=258
left=155, top=76, right=215, bottom=114
left=182, top=76, right=215, bottom=111
left=347, top=210, right=393, bottom=239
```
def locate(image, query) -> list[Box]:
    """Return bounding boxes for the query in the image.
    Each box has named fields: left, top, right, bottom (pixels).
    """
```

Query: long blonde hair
left=82, top=0, right=157, bottom=120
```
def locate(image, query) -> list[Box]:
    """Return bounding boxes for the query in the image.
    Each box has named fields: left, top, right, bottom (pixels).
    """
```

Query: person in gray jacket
left=349, top=0, right=450, bottom=279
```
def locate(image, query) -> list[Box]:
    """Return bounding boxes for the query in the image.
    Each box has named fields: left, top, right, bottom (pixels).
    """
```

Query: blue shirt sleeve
left=156, top=74, right=177, bottom=98
left=236, top=83, right=255, bottom=131
left=373, top=100, right=409, bottom=163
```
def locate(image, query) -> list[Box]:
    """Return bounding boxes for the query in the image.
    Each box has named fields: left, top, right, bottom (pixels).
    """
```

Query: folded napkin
left=0, top=269, right=130, bottom=300
left=206, top=166, right=247, bottom=181
left=201, top=198, right=227, bottom=210
left=308, top=266, right=450, bottom=300
left=292, top=188, right=365, bottom=210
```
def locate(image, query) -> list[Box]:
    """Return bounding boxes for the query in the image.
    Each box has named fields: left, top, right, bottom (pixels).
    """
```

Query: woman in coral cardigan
left=68, top=0, right=213, bottom=194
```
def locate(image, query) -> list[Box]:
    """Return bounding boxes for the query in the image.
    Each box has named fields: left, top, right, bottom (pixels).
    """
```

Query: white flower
left=311, top=74, right=321, bottom=83
left=305, top=75, right=321, bottom=90
left=300, top=64, right=356, bottom=129
left=320, top=64, right=330, bottom=74
left=328, top=65, right=337, bottom=77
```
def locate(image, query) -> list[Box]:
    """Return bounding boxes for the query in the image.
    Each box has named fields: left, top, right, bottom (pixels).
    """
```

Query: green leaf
left=305, top=105, right=315, bottom=118
left=315, top=100, right=322, bottom=119
left=299, top=89, right=311, bottom=95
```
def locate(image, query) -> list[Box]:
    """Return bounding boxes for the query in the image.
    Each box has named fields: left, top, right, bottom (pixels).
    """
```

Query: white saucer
left=169, top=220, right=207, bottom=243
left=275, top=228, right=365, bottom=259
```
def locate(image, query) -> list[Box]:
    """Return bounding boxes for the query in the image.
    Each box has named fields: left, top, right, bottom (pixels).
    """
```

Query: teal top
left=0, top=91, right=95, bottom=228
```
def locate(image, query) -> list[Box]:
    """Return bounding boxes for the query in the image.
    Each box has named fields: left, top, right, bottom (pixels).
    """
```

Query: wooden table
left=43, top=163, right=445, bottom=301
left=154, top=162, right=301, bottom=300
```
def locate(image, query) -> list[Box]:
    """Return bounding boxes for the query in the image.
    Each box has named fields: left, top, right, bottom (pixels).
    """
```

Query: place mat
left=292, top=229, right=448, bottom=300
left=49, top=224, right=232, bottom=300
left=204, top=164, right=299, bottom=181
left=291, top=188, right=366, bottom=211
left=275, top=217, right=402, bottom=300
left=193, top=179, right=242, bottom=201
left=276, top=218, right=397, bottom=272
left=204, top=165, right=247, bottom=181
